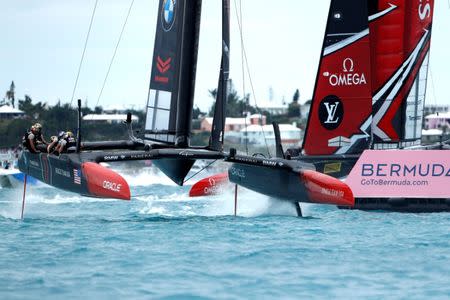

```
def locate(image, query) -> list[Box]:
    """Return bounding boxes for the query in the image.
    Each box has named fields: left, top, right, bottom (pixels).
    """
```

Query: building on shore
left=422, top=128, right=446, bottom=144
left=0, top=105, right=25, bottom=120
left=82, top=114, right=139, bottom=124
left=240, top=124, right=302, bottom=148
left=200, top=114, right=267, bottom=133
left=258, top=103, right=288, bottom=116
left=102, top=104, right=141, bottom=114
left=199, top=114, right=301, bottom=147
left=423, top=105, right=449, bottom=116
left=424, top=111, right=450, bottom=130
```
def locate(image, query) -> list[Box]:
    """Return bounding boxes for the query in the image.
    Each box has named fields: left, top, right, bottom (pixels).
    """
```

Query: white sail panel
left=154, top=109, right=170, bottom=130
left=404, top=52, right=429, bottom=140
left=145, top=89, right=172, bottom=132
left=404, top=77, right=418, bottom=140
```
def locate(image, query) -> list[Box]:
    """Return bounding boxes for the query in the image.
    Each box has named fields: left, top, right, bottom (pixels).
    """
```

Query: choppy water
left=1, top=167, right=449, bottom=299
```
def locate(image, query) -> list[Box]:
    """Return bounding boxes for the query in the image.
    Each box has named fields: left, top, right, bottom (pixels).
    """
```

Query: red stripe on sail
left=376, top=41, right=430, bottom=140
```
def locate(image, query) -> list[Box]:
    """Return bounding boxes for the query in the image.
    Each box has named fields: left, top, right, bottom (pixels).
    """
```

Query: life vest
left=66, top=135, right=77, bottom=148
left=22, top=130, right=41, bottom=153
left=35, top=132, right=44, bottom=144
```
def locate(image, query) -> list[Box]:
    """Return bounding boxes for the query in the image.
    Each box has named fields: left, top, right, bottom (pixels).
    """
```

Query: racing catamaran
left=199, top=0, right=450, bottom=213
left=18, top=0, right=230, bottom=200
left=18, top=0, right=448, bottom=214
left=17, top=0, right=354, bottom=210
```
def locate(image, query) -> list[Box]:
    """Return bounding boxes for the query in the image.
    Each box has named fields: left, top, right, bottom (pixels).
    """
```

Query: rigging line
left=429, top=65, right=438, bottom=109
left=236, top=0, right=249, bottom=155
left=93, top=0, right=135, bottom=113
left=183, top=159, right=219, bottom=184
left=243, top=49, right=272, bottom=159
left=233, top=1, right=272, bottom=158
left=70, top=0, right=99, bottom=107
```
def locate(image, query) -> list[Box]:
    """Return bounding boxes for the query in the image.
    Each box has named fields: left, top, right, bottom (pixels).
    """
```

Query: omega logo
left=323, top=58, right=367, bottom=87
left=342, top=58, right=354, bottom=72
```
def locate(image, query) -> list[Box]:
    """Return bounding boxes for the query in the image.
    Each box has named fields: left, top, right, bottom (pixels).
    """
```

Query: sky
left=1, top=0, right=449, bottom=112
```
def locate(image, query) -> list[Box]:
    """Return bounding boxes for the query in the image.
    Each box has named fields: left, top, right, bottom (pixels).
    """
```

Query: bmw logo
left=161, top=0, right=176, bottom=32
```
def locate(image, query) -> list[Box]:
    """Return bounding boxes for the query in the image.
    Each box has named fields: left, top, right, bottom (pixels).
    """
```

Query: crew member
left=47, top=131, right=65, bottom=154
left=54, top=131, right=76, bottom=155
left=66, top=131, right=77, bottom=149
left=23, top=123, right=48, bottom=153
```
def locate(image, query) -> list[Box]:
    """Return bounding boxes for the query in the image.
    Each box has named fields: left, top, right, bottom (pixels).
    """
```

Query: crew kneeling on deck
left=47, top=131, right=64, bottom=154
left=22, top=123, right=49, bottom=153
left=53, top=131, right=76, bottom=155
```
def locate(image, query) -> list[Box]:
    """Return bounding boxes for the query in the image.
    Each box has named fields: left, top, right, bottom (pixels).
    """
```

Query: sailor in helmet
left=22, top=123, right=48, bottom=153
left=65, top=131, right=77, bottom=149
left=53, top=130, right=76, bottom=155
left=47, top=131, right=65, bottom=154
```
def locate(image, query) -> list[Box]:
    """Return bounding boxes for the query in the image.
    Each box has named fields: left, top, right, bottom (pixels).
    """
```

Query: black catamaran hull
left=18, top=151, right=131, bottom=200
left=227, top=145, right=450, bottom=212
left=18, top=147, right=225, bottom=200
left=226, top=155, right=355, bottom=207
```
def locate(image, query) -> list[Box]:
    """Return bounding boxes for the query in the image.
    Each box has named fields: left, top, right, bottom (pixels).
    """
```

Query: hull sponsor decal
left=318, top=96, right=344, bottom=130
left=324, top=162, right=342, bottom=174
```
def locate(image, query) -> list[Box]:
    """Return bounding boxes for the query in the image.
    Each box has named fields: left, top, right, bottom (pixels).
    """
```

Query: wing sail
left=370, top=0, right=434, bottom=149
left=209, top=0, right=230, bottom=151
left=145, top=0, right=202, bottom=146
left=303, top=0, right=373, bottom=155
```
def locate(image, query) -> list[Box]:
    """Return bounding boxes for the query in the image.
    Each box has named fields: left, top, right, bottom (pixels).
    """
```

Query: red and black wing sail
left=370, top=0, right=434, bottom=148
left=303, top=0, right=373, bottom=155
left=145, top=0, right=202, bottom=146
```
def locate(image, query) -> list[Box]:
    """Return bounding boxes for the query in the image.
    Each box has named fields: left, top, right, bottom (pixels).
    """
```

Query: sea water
left=0, top=168, right=449, bottom=299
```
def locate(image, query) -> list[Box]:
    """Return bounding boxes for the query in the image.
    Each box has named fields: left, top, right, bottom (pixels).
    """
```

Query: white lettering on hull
left=103, top=180, right=122, bottom=192
left=55, top=168, right=70, bottom=178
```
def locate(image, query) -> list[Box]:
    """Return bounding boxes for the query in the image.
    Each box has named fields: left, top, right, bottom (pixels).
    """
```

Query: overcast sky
left=1, top=1, right=449, bottom=112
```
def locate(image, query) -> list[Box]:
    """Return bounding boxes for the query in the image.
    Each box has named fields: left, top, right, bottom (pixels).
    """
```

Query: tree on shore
left=287, top=89, right=301, bottom=118
left=0, top=95, right=146, bottom=148
left=208, top=83, right=255, bottom=118
left=5, top=81, right=15, bottom=108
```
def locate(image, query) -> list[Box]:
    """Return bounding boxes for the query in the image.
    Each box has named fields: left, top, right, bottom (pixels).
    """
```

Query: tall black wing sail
left=145, top=0, right=202, bottom=146
left=209, top=0, right=230, bottom=151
